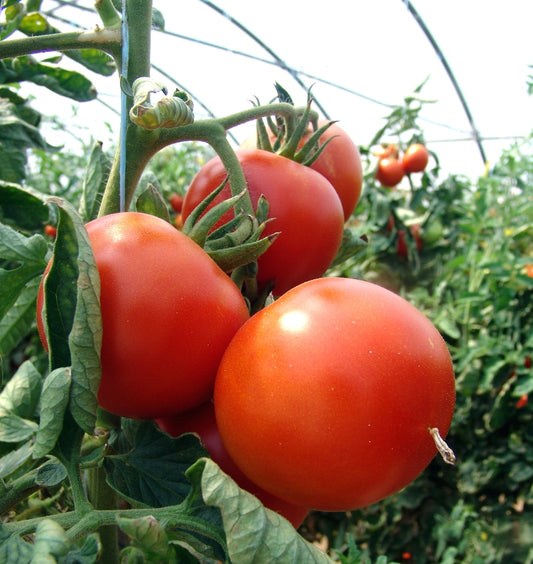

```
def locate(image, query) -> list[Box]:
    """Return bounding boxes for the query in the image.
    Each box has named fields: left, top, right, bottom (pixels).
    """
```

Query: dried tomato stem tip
left=429, top=427, right=456, bottom=465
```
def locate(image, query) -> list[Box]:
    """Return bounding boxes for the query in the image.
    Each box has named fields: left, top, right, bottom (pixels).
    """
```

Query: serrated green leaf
left=0, top=275, right=40, bottom=356
left=0, top=440, right=33, bottom=478
left=0, top=414, right=38, bottom=442
left=35, top=459, right=67, bottom=487
left=62, top=533, right=101, bottom=564
left=0, top=180, right=49, bottom=229
left=42, top=197, right=101, bottom=433
left=33, top=367, right=71, bottom=459
left=0, top=359, right=42, bottom=418
left=104, top=420, right=208, bottom=508
left=192, top=458, right=334, bottom=564
left=78, top=141, right=109, bottom=221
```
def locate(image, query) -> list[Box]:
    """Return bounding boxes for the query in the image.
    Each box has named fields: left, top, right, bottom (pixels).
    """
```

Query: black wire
left=402, top=0, right=487, bottom=164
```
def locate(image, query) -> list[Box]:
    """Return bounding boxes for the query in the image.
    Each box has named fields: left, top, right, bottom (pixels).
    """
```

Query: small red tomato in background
left=373, top=144, right=399, bottom=160
left=516, top=394, right=528, bottom=409
left=169, top=193, right=184, bottom=213
left=525, top=263, right=533, bottom=278
left=376, top=157, right=405, bottom=187
left=44, top=225, right=57, bottom=238
left=402, top=143, right=429, bottom=174
left=397, top=225, right=423, bottom=257
left=525, top=356, right=532, bottom=369
left=155, top=401, right=309, bottom=529
left=214, top=277, right=455, bottom=511
left=37, top=212, right=250, bottom=419
left=182, top=149, right=344, bottom=296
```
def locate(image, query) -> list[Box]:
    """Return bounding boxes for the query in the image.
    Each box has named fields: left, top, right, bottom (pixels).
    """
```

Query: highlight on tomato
left=401, top=143, right=429, bottom=174
left=181, top=149, right=345, bottom=296
left=155, top=401, right=309, bottom=529
left=37, top=212, right=250, bottom=419
left=214, top=277, right=456, bottom=511
left=375, top=157, right=405, bottom=187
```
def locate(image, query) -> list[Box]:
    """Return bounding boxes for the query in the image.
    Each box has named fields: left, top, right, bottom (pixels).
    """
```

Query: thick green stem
left=0, top=470, right=40, bottom=515
left=0, top=29, right=121, bottom=60
left=87, top=466, right=119, bottom=563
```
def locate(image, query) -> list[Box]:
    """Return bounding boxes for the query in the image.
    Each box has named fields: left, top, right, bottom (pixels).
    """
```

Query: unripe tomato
left=182, top=149, right=344, bottom=296
left=37, top=212, right=250, bottom=419
left=215, top=277, right=455, bottom=511
left=156, top=401, right=309, bottom=529
left=402, top=143, right=429, bottom=173
left=376, top=157, right=405, bottom=187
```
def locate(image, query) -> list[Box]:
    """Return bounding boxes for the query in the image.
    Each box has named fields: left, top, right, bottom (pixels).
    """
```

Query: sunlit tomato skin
left=402, top=143, right=429, bottom=173
left=156, top=402, right=309, bottom=528
left=376, top=157, right=405, bottom=187
left=241, top=122, right=363, bottom=221
left=214, top=277, right=455, bottom=511
left=182, top=149, right=344, bottom=296
left=37, top=212, right=250, bottom=419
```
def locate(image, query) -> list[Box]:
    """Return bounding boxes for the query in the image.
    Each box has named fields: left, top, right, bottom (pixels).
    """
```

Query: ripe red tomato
left=169, top=193, right=184, bottom=213
left=241, top=121, right=363, bottom=221
left=214, top=277, right=455, bottom=511
left=36, top=212, right=250, bottom=419
left=401, top=143, right=429, bottom=174
left=397, top=225, right=423, bottom=257
left=181, top=149, right=344, bottom=296
left=376, top=157, right=405, bottom=187
left=44, top=225, right=57, bottom=238
left=156, top=401, right=309, bottom=528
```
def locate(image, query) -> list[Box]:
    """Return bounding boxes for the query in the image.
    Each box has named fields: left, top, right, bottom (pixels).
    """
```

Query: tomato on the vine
left=169, top=193, right=184, bottom=213
left=376, top=157, right=405, bottom=187
left=44, top=225, right=57, bottom=238
left=214, top=277, right=455, bottom=511
left=181, top=149, right=344, bottom=296
left=156, top=401, right=309, bottom=528
left=241, top=121, right=363, bottom=221
left=36, top=212, right=250, bottom=419
left=402, top=143, right=429, bottom=174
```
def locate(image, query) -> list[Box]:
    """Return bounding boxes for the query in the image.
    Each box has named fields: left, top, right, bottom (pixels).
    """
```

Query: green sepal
left=206, top=233, right=277, bottom=273
left=135, top=183, right=171, bottom=223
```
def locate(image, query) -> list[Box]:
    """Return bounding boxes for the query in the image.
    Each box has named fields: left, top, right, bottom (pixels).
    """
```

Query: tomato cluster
left=36, top=118, right=455, bottom=523
left=375, top=143, right=430, bottom=187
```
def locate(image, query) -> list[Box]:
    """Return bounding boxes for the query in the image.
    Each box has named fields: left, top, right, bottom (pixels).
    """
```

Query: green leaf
left=62, top=533, right=101, bottom=564
left=0, top=275, right=41, bottom=357
left=0, top=180, right=49, bottom=230
left=0, top=531, right=34, bottom=563
left=42, top=197, right=102, bottom=433
left=116, top=515, right=170, bottom=559
left=78, top=141, right=110, bottom=222
left=35, top=459, right=67, bottom=487
left=0, top=359, right=42, bottom=418
left=33, top=367, right=71, bottom=459
left=3, top=56, right=97, bottom=102
left=190, top=458, right=335, bottom=564
left=104, top=420, right=208, bottom=508
left=0, top=414, right=38, bottom=442
left=0, top=440, right=33, bottom=478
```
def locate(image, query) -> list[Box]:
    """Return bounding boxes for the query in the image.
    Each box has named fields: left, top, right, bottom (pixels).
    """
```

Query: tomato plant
left=214, top=277, right=456, bottom=511
left=401, top=143, right=429, bottom=173
left=182, top=148, right=345, bottom=296
left=37, top=212, right=250, bottom=419
left=375, top=157, right=405, bottom=187
left=156, top=401, right=309, bottom=528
